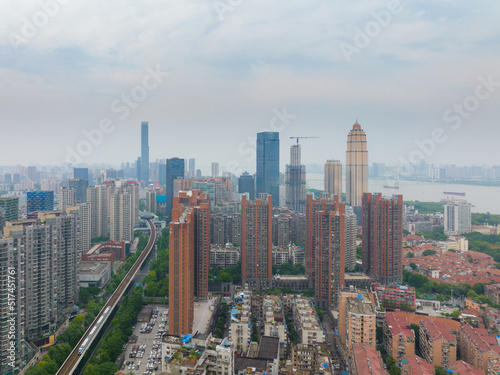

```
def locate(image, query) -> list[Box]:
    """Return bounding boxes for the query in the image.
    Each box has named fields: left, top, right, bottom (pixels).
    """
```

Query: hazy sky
left=1, top=0, right=499, bottom=174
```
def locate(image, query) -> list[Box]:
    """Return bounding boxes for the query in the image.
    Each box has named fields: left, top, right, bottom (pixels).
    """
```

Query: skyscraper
left=241, top=194, right=273, bottom=290
left=141, top=121, right=150, bottom=183
left=325, top=160, right=342, bottom=199
left=285, top=144, right=306, bottom=212
left=444, top=201, right=472, bottom=235
left=362, top=193, right=403, bottom=285
left=0, top=197, right=19, bottom=221
left=166, top=158, right=185, bottom=219
left=314, top=196, right=345, bottom=309
left=27, top=191, right=54, bottom=213
left=345, top=206, right=358, bottom=271
left=109, top=190, right=132, bottom=242
left=256, top=132, right=280, bottom=205
left=211, top=162, right=220, bottom=178
left=305, top=194, right=338, bottom=280
left=87, top=185, right=109, bottom=238
left=238, top=171, right=255, bottom=200
left=58, top=187, right=76, bottom=210
left=69, top=178, right=88, bottom=203
left=346, top=121, right=368, bottom=207
left=74, top=167, right=89, bottom=181
left=168, top=191, right=210, bottom=336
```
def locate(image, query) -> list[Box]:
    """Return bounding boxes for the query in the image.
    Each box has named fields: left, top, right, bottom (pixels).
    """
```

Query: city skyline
left=1, top=2, right=499, bottom=169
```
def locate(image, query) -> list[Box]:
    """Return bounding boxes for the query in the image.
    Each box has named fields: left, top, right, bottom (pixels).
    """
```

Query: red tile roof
left=352, top=343, right=386, bottom=375
left=385, top=313, right=415, bottom=338
left=449, top=360, right=483, bottom=375
left=401, top=355, right=433, bottom=375
left=420, top=318, right=456, bottom=343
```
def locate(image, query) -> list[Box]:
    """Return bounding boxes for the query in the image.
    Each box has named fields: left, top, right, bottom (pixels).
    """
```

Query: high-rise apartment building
left=69, top=178, right=89, bottom=203
left=166, top=158, right=185, bottom=219
left=241, top=194, right=273, bottom=290
left=256, top=132, right=280, bottom=205
left=66, top=203, right=91, bottom=255
left=58, top=187, right=76, bottom=210
left=314, top=197, right=345, bottom=309
left=362, top=193, right=403, bottom=285
left=285, top=144, right=306, bottom=213
left=345, top=206, right=357, bottom=271
left=109, top=191, right=132, bottom=242
left=346, top=121, right=368, bottom=207
left=141, top=121, right=149, bottom=183
left=444, top=200, right=471, bottom=235
left=211, top=162, right=220, bottom=178
left=238, top=171, right=255, bottom=200
left=27, top=191, right=54, bottom=213
left=87, top=185, right=109, bottom=238
left=146, top=191, right=157, bottom=214
left=121, top=181, right=140, bottom=225
left=0, top=197, right=19, bottom=221
left=305, top=194, right=338, bottom=281
left=324, top=160, right=342, bottom=198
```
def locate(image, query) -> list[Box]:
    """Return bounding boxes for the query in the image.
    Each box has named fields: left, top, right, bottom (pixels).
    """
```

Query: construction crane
left=290, top=136, right=320, bottom=145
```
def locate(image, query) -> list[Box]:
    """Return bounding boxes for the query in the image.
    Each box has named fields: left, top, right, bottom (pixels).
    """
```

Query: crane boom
left=289, top=136, right=320, bottom=145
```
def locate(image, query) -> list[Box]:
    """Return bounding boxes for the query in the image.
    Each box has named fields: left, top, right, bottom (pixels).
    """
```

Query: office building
left=419, top=318, right=457, bottom=368
left=346, top=121, right=368, bottom=207
left=444, top=200, right=472, bottom=235
left=362, top=193, right=403, bottom=285
left=241, top=194, right=273, bottom=290
left=305, top=194, right=338, bottom=281
left=238, top=171, right=255, bottom=200
left=73, top=167, right=89, bottom=181
left=166, top=158, right=185, bottom=219
left=87, top=185, right=109, bottom=238
left=324, top=160, right=342, bottom=199
left=256, top=132, right=280, bottom=205
left=314, top=196, right=345, bottom=309
left=345, top=206, right=357, bottom=271
left=211, top=162, right=219, bottom=178
left=339, top=289, right=376, bottom=354
left=69, top=178, right=89, bottom=203
left=0, top=197, right=19, bottom=222
left=27, top=191, right=54, bottom=213
left=188, top=158, right=195, bottom=176
left=141, top=121, right=149, bottom=183
left=109, top=190, right=132, bottom=242
left=285, top=144, right=306, bottom=212
left=58, top=187, right=76, bottom=210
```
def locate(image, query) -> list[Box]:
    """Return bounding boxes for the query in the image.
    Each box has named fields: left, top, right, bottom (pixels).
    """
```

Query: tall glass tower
left=256, top=132, right=279, bottom=205
left=141, top=121, right=149, bottom=183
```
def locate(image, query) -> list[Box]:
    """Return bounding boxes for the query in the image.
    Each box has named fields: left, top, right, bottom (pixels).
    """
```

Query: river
left=306, top=172, right=500, bottom=214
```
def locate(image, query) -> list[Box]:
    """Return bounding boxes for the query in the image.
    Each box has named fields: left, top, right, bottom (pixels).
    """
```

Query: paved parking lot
left=119, top=305, right=169, bottom=374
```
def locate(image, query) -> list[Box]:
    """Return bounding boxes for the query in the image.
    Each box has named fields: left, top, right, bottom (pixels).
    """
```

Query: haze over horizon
left=1, top=1, right=499, bottom=172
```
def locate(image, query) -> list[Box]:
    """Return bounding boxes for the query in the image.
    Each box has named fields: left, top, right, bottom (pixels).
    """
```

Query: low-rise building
left=292, top=296, right=325, bottom=345
left=78, top=261, right=111, bottom=288
left=262, top=296, right=287, bottom=357
left=289, top=344, right=319, bottom=373
left=229, top=290, right=252, bottom=354
left=419, top=318, right=457, bottom=368
left=400, top=355, right=433, bottom=375
left=350, top=343, right=387, bottom=375
left=383, top=313, right=415, bottom=365
left=210, top=244, right=240, bottom=269
left=216, top=337, right=234, bottom=375
left=448, top=360, right=483, bottom=375
left=460, top=324, right=500, bottom=374
left=376, top=285, right=416, bottom=310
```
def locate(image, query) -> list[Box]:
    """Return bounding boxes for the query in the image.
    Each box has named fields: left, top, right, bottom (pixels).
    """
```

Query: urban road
left=56, top=220, right=157, bottom=375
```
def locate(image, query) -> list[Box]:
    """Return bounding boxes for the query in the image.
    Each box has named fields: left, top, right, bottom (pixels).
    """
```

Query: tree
left=422, top=249, right=436, bottom=257
left=407, top=252, right=414, bottom=258
left=451, top=310, right=460, bottom=318
left=410, top=324, right=421, bottom=356
left=410, top=262, right=418, bottom=270
left=434, top=366, right=448, bottom=375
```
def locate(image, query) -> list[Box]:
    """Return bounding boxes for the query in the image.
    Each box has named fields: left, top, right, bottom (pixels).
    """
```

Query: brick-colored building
left=460, top=324, right=500, bottom=373
left=241, top=194, right=273, bottom=290
left=419, top=318, right=457, bottom=368
left=339, top=289, right=376, bottom=354
left=350, top=343, right=387, bottom=375
left=448, top=360, right=483, bottom=375
left=400, top=355, right=433, bottom=375
left=168, top=190, right=210, bottom=336
left=383, top=313, right=415, bottom=364
left=362, top=193, right=403, bottom=285
left=376, top=285, right=416, bottom=310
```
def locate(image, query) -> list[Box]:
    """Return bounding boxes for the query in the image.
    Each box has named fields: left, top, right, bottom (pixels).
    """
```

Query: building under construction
left=285, top=144, right=306, bottom=212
